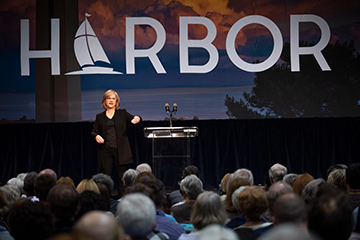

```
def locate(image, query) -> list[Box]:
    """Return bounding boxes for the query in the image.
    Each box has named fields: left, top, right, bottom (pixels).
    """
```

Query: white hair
left=198, top=224, right=239, bottom=240
left=227, top=168, right=254, bottom=192
left=269, top=163, right=288, bottom=183
left=116, top=193, right=156, bottom=237
left=180, top=174, right=204, bottom=200
left=7, top=178, right=24, bottom=194
left=136, top=163, right=152, bottom=173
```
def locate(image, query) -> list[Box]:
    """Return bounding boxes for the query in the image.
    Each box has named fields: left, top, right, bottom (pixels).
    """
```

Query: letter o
left=226, top=15, right=283, bottom=72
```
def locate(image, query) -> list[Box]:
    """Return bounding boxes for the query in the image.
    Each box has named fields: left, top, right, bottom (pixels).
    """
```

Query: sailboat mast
left=84, top=14, right=95, bottom=65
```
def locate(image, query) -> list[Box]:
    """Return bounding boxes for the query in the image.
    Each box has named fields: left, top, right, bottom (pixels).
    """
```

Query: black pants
left=101, top=147, right=127, bottom=197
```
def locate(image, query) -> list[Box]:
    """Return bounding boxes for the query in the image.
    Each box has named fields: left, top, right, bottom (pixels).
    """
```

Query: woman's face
left=105, top=93, right=117, bottom=109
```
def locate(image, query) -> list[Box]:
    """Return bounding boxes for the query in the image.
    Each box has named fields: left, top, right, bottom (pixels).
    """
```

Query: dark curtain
left=1, top=118, right=359, bottom=188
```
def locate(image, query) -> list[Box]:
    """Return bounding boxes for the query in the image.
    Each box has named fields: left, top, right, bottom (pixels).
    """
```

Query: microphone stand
left=165, top=103, right=177, bottom=128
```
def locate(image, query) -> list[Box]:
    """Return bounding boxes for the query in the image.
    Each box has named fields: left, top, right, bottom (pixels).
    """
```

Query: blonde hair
left=102, top=90, right=120, bottom=110
left=76, top=179, right=100, bottom=194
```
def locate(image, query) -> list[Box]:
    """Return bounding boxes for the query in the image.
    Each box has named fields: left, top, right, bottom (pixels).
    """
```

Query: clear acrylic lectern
left=143, top=126, right=198, bottom=185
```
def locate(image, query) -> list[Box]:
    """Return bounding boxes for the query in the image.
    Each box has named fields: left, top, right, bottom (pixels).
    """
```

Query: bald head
left=75, top=211, right=124, bottom=240
left=39, top=168, right=57, bottom=181
left=266, top=181, right=293, bottom=213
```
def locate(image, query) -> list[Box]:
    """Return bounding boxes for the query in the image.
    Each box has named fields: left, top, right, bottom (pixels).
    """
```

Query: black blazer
left=91, top=109, right=135, bottom=168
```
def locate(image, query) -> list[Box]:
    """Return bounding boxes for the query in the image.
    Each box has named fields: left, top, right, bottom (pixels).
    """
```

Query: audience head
left=283, top=173, right=298, bottom=186
left=7, top=198, right=54, bottom=240
left=76, top=179, right=100, bottom=194
left=57, top=176, right=76, bottom=189
left=125, top=183, right=155, bottom=201
left=237, top=186, right=268, bottom=220
left=91, top=173, right=114, bottom=196
left=16, top=173, right=28, bottom=182
left=269, top=163, right=288, bottom=184
left=121, top=169, right=139, bottom=187
left=47, top=184, right=79, bottom=221
left=307, top=189, right=353, bottom=240
left=116, top=193, right=156, bottom=237
left=75, top=210, right=124, bottom=240
left=75, top=190, right=109, bottom=221
left=23, top=171, right=39, bottom=196
left=266, top=181, right=293, bottom=214
left=225, top=177, right=250, bottom=213
left=273, top=193, right=307, bottom=226
left=346, top=162, right=360, bottom=190
left=326, top=169, right=347, bottom=192
left=180, top=174, right=204, bottom=200
left=191, top=191, right=227, bottom=230
left=231, top=186, right=248, bottom=213
left=133, top=172, right=156, bottom=185
left=136, top=163, right=152, bottom=173
left=220, top=173, right=231, bottom=194
left=228, top=168, right=254, bottom=191
left=34, top=174, right=57, bottom=202
left=0, top=184, right=21, bottom=206
left=0, top=190, right=9, bottom=219
left=302, top=178, right=325, bottom=203
left=326, top=163, right=347, bottom=179
left=182, top=165, right=200, bottom=178
left=7, top=177, right=24, bottom=194
left=198, top=224, right=239, bottom=240
left=258, top=223, right=314, bottom=240
left=39, top=168, right=58, bottom=180
left=293, top=173, right=314, bottom=196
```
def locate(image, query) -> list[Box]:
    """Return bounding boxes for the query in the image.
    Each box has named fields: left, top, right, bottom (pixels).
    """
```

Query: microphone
left=165, top=103, right=170, bottom=113
left=173, top=103, right=177, bottom=113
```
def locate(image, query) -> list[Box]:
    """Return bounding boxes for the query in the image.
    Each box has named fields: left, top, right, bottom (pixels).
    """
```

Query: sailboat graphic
left=66, top=13, right=122, bottom=75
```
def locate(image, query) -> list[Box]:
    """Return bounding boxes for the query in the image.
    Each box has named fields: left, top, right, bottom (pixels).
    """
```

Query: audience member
left=121, top=168, right=139, bottom=188
left=91, top=173, right=118, bottom=213
left=47, top=184, right=79, bottom=235
left=171, top=174, right=203, bottom=225
left=117, top=193, right=169, bottom=240
left=126, top=182, right=155, bottom=201
left=292, top=173, right=314, bottom=196
left=272, top=193, right=308, bottom=233
left=57, top=176, right=76, bottom=189
left=39, top=168, right=58, bottom=180
left=219, top=173, right=231, bottom=201
left=136, top=163, right=152, bottom=173
left=178, top=191, right=228, bottom=240
left=34, top=174, right=56, bottom=205
left=225, top=178, right=250, bottom=219
left=140, top=178, right=186, bottom=240
left=325, top=163, right=347, bottom=180
left=23, top=171, right=39, bottom=201
left=0, top=185, right=21, bottom=207
left=346, top=163, right=360, bottom=210
left=349, top=205, right=360, bottom=240
left=262, top=181, right=293, bottom=222
left=6, top=178, right=24, bottom=195
left=302, top=178, right=325, bottom=204
left=225, top=186, right=248, bottom=229
left=258, top=223, right=315, bottom=240
left=95, top=183, right=111, bottom=211
left=7, top=198, right=54, bottom=240
left=75, top=210, right=124, bottom=240
left=168, top=165, right=200, bottom=207
left=198, top=225, right=239, bottom=240
left=234, top=186, right=272, bottom=238
left=307, top=188, right=353, bottom=240
left=283, top=173, right=297, bottom=186
left=76, top=179, right=100, bottom=194
left=228, top=169, right=254, bottom=189
left=75, top=190, right=109, bottom=221
left=0, top=190, right=13, bottom=240
left=16, top=173, right=27, bottom=182
left=268, top=163, right=287, bottom=184
left=326, top=168, right=347, bottom=192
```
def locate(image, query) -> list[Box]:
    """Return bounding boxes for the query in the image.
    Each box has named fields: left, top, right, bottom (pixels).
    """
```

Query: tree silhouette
left=225, top=41, right=360, bottom=118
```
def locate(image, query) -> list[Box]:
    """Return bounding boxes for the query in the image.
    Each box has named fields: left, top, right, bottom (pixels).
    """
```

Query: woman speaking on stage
left=91, top=89, right=141, bottom=196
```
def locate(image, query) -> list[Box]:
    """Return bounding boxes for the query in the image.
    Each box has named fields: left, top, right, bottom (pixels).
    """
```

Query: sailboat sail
left=74, top=15, right=110, bottom=67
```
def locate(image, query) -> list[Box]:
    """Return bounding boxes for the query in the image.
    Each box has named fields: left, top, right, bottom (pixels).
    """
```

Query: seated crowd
left=0, top=162, right=359, bottom=240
